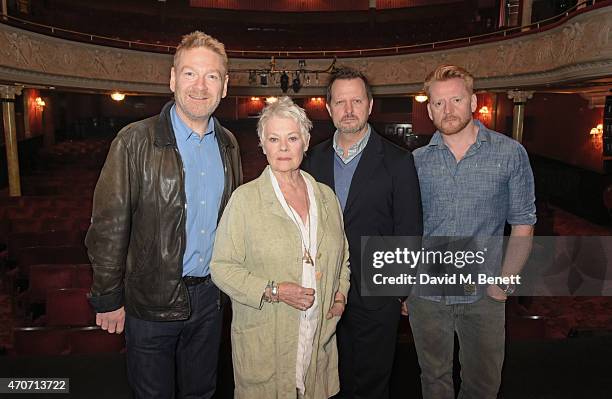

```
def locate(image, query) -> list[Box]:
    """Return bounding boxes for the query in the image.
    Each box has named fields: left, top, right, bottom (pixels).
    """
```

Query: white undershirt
left=269, top=168, right=319, bottom=395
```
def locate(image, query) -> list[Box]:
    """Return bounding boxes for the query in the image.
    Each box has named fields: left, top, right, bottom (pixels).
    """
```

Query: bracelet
left=264, top=281, right=280, bottom=303
left=264, top=281, right=274, bottom=303
left=334, top=299, right=345, bottom=305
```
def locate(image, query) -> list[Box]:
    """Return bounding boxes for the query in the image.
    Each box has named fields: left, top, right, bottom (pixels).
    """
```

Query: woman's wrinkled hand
left=326, top=292, right=346, bottom=319
left=278, top=282, right=315, bottom=311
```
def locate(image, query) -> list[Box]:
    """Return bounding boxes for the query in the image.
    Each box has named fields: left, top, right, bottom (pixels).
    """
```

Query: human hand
left=326, top=292, right=346, bottom=319
left=96, top=306, right=126, bottom=334
left=278, top=282, right=315, bottom=311
left=400, top=300, right=409, bottom=316
left=486, top=284, right=507, bottom=302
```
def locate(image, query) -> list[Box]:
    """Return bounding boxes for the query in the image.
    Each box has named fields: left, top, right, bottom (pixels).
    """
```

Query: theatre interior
left=1, top=0, right=612, bottom=397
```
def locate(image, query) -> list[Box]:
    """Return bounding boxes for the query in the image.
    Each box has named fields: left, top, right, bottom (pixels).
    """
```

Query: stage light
left=292, top=74, right=302, bottom=93
left=280, top=72, right=289, bottom=93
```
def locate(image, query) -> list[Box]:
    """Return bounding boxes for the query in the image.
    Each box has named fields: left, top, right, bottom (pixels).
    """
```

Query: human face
left=326, top=78, right=373, bottom=136
left=261, top=116, right=309, bottom=174
left=427, top=78, right=477, bottom=136
left=170, top=47, right=228, bottom=131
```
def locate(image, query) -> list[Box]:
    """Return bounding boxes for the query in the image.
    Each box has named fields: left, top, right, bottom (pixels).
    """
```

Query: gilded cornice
left=0, top=5, right=611, bottom=95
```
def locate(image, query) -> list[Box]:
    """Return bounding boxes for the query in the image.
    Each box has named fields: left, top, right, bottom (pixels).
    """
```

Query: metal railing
left=0, top=0, right=608, bottom=58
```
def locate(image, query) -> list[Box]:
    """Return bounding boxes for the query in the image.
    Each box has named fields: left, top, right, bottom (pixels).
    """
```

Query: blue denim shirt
left=413, top=120, right=536, bottom=303
left=171, top=105, right=224, bottom=277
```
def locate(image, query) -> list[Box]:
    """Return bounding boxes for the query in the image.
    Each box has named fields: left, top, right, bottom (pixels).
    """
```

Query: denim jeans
left=408, top=295, right=506, bottom=399
left=125, top=280, right=222, bottom=399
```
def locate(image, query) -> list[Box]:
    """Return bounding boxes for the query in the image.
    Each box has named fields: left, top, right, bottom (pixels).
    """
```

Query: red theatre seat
left=12, top=327, right=70, bottom=355
left=8, top=230, right=86, bottom=262
left=26, top=264, right=76, bottom=304
left=74, top=264, right=93, bottom=289
left=16, top=245, right=90, bottom=279
left=68, top=326, right=125, bottom=354
left=506, top=315, right=548, bottom=341
left=46, top=288, right=95, bottom=327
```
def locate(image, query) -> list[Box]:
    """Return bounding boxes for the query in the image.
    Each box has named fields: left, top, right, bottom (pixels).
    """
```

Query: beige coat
left=211, top=167, right=350, bottom=399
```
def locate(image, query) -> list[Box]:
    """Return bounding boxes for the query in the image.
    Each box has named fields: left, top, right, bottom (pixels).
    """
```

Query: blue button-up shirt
left=171, top=105, right=224, bottom=277
left=413, top=120, right=536, bottom=303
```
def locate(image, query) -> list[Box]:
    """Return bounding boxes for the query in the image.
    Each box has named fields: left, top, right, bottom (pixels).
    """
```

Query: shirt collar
left=332, top=124, right=371, bottom=164
left=426, top=119, right=490, bottom=149
left=170, top=104, right=215, bottom=143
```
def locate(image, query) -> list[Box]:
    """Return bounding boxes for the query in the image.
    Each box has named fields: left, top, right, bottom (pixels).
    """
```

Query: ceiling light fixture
left=111, top=92, right=126, bottom=101
left=414, top=94, right=428, bottom=103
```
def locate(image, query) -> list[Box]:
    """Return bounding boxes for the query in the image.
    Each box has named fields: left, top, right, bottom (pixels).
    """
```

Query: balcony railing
left=0, top=0, right=609, bottom=58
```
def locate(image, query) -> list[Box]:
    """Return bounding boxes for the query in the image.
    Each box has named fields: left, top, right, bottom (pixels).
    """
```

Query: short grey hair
left=257, top=96, right=312, bottom=144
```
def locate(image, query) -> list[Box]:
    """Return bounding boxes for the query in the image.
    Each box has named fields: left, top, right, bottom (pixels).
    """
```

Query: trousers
left=125, top=279, right=222, bottom=399
left=408, top=295, right=506, bottom=399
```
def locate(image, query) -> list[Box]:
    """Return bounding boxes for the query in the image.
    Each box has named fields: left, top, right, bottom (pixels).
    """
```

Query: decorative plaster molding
left=0, top=5, right=611, bottom=94
left=507, top=90, right=534, bottom=103
left=0, top=83, right=23, bottom=99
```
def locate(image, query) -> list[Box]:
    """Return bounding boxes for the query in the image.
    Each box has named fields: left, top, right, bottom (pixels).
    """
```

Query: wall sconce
left=266, top=96, right=278, bottom=104
left=111, top=92, right=126, bottom=101
left=34, top=97, right=46, bottom=108
left=310, top=97, right=323, bottom=103
left=479, top=106, right=490, bottom=115
left=250, top=97, right=260, bottom=102
left=590, top=123, right=603, bottom=135
left=414, top=94, right=428, bottom=103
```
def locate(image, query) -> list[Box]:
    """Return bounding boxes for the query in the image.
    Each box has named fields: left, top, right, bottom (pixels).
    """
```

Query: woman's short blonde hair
left=423, top=65, right=474, bottom=97
left=257, top=96, right=312, bottom=143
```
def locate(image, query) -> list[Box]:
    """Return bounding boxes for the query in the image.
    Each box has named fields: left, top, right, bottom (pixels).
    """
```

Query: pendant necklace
left=287, top=186, right=314, bottom=266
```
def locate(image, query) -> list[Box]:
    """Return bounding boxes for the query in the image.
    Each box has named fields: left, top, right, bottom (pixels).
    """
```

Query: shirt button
left=199, top=258, right=203, bottom=262
left=200, top=200, right=205, bottom=205
left=201, top=229, right=206, bottom=234
left=200, top=172, right=205, bottom=176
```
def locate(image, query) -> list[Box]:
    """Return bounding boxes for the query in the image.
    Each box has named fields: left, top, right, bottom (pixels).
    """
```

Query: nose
left=344, top=101, right=353, bottom=115
left=443, top=101, right=452, bottom=114
left=279, top=138, right=288, bottom=151
left=194, top=75, right=207, bottom=91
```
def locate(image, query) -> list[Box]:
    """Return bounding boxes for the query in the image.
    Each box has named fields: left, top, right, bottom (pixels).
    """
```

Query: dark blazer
left=302, top=129, right=423, bottom=309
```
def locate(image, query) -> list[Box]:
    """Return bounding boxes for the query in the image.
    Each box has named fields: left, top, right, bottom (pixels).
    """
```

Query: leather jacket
left=86, top=101, right=242, bottom=321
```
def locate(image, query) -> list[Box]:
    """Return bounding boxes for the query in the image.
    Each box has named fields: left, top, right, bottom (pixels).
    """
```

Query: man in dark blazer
left=302, top=67, right=423, bottom=399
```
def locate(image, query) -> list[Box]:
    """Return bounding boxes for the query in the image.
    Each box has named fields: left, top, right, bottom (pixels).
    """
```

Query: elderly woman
left=211, top=96, right=350, bottom=399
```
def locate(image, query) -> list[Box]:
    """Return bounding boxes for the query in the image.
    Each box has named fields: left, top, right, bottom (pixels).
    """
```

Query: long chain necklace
left=286, top=184, right=314, bottom=266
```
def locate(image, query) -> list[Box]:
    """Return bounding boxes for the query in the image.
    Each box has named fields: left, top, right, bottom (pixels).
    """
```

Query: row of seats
left=7, top=231, right=87, bottom=263
left=20, top=264, right=92, bottom=305
left=10, top=245, right=89, bottom=281
left=1, top=139, right=111, bottom=356
left=0, top=195, right=93, bottom=209
left=12, top=326, right=124, bottom=356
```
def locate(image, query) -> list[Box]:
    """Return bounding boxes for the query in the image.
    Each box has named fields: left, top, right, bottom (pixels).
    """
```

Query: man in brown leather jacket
left=85, top=31, right=242, bottom=399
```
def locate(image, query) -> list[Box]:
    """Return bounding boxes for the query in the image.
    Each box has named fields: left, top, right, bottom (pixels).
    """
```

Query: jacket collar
left=343, top=128, right=384, bottom=213
left=155, top=100, right=234, bottom=149
left=256, top=166, right=330, bottom=247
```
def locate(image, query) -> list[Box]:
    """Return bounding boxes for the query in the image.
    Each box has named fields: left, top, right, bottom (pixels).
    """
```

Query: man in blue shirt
left=86, top=31, right=242, bottom=398
left=409, top=65, right=536, bottom=399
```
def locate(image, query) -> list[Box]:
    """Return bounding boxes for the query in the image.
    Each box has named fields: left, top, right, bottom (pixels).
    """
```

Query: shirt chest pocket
left=462, top=159, right=509, bottom=203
